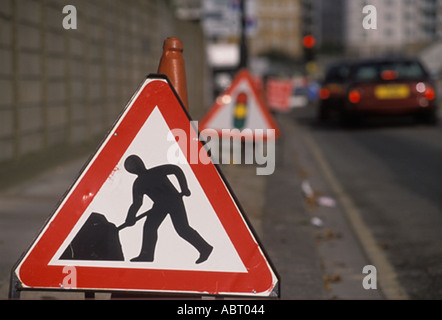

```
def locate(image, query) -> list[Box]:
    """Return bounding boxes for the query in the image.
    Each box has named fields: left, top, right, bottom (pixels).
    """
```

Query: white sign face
left=50, top=107, right=247, bottom=273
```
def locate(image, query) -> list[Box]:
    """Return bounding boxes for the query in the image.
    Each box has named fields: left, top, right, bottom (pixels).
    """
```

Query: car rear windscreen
left=353, top=61, right=427, bottom=82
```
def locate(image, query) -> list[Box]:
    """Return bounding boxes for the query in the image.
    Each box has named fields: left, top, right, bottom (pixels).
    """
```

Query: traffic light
left=233, top=92, right=248, bottom=129
left=302, top=34, right=316, bottom=63
left=302, top=34, right=317, bottom=75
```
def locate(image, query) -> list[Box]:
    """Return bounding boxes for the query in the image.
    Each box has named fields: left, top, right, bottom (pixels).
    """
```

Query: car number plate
left=375, top=84, right=410, bottom=99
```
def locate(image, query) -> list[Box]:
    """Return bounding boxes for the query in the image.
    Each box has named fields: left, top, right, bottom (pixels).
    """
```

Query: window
left=353, top=61, right=427, bottom=81
left=325, top=64, right=350, bottom=82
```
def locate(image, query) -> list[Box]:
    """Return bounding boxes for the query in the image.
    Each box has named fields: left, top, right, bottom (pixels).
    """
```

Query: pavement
left=0, top=111, right=386, bottom=300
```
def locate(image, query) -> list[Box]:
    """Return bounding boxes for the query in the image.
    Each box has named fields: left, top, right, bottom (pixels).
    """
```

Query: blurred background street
left=1, top=0, right=442, bottom=299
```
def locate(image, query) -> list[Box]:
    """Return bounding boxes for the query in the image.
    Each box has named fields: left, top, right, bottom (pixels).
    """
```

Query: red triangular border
left=14, top=75, right=279, bottom=297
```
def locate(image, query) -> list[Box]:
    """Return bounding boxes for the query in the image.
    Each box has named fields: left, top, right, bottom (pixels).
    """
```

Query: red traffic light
left=303, top=35, right=315, bottom=49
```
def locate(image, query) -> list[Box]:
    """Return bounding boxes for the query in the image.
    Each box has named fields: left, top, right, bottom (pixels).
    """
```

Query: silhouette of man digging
left=123, top=155, right=213, bottom=264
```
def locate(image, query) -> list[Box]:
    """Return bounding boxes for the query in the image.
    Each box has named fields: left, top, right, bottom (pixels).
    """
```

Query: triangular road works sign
left=13, top=75, right=279, bottom=297
left=199, top=69, right=281, bottom=140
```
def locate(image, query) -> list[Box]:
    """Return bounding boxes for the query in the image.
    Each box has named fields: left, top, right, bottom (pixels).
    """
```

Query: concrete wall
left=0, top=0, right=206, bottom=166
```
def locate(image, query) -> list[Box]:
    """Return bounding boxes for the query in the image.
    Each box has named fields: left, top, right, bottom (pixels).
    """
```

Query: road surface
left=293, top=106, right=442, bottom=299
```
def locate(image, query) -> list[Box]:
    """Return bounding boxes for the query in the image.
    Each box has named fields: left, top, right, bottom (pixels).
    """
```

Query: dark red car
left=318, top=57, right=438, bottom=125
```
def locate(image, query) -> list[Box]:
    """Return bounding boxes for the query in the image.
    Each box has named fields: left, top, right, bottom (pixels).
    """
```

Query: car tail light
left=348, top=89, right=361, bottom=103
left=319, top=88, right=330, bottom=100
left=425, top=87, right=435, bottom=101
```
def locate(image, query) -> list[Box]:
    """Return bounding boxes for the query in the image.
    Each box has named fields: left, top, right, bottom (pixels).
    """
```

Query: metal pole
left=8, top=272, right=21, bottom=300
left=238, top=0, right=248, bottom=70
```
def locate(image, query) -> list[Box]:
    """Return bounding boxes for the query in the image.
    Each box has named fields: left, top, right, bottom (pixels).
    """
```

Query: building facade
left=249, top=0, right=303, bottom=58
left=344, top=0, right=442, bottom=55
